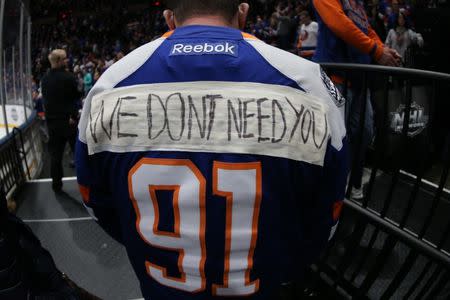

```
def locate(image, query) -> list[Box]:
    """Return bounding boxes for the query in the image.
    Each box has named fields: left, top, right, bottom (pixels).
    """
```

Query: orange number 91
left=129, top=158, right=262, bottom=296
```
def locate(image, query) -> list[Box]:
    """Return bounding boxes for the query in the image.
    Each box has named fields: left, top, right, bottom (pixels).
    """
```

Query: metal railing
left=0, top=129, right=25, bottom=197
left=0, top=63, right=448, bottom=299
left=312, top=63, right=450, bottom=299
left=0, top=113, right=42, bottom=199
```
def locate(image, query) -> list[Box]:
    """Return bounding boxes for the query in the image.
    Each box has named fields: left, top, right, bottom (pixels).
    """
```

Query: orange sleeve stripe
left=242, top=32, right=258, bottom=40
left=313, top=0, right=379, bottom=56
left=162, top=31, right=174, bottom=38
left=333, top=201, right=344, bottom=221
left=79, top=184, right=90, bottom=204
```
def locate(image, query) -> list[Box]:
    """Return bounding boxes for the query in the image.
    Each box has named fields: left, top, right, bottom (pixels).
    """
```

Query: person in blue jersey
left=313, top=0, right=401, bottom=200
left=76, top=1, right=348, bottom=299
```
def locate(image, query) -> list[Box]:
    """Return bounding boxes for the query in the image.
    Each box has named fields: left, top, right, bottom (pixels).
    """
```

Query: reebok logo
left=170, top=42, right=238, bottom=57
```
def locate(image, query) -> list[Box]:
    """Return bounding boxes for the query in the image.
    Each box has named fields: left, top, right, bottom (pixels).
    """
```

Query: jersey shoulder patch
left=320, top=68, right=346, bottom=108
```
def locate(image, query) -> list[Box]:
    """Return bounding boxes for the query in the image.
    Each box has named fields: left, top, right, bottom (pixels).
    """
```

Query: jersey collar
left=166, top=25, right=244, bottom=40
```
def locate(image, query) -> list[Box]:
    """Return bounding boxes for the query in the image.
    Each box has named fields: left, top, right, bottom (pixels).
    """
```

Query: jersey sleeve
left=298, top=129, right=348, bottom=270
left=76, top=139, right=123, bottom=244
left=315, top=66, right=348, bottom=240
left=299, top=63, right=349, bottom=265
left=323, top=138, right=348, bottom=241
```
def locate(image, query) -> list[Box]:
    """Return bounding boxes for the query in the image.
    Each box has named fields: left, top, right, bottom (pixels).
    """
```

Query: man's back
left=76, top=25, right=347, bottom=299
left=41, top=68, right=79, bottom=119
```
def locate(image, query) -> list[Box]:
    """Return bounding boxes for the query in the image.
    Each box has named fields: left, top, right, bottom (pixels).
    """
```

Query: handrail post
left=19, top=2, right=26, bottom=120
left=346, top=71, right=368, bottom=201
left=12, top=127, right=30, bottom=180
left=11, top=46, right=16, bottom=105
left=0, top=0, right=7, bottom=136
left=27, top=15, right=32, bottom=113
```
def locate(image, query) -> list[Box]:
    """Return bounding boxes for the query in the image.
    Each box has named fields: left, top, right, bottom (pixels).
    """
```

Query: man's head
left=299, top=11, right=311, bottom=26
left=397, top=12, right=407, bottom=28
left=48, top=49, right=68, bottom=69
left=163, top=0, right=249, bottom=30
left=392, top=0, right=399, bottom=13
left=116, top=51, right=124, bottom=61
left=32, top=89, right=39, bottom=100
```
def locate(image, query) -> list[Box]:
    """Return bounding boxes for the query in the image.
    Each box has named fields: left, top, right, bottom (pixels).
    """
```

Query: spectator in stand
left=387, top=0, right=412, bottom=29
left=93, top=67, right=101, bottom=84
left=32, top=89, right=45, bottom=119
left=367, top=0, right=387, bottom=41
left=32, top=3, right=168, bottom=88
left=296, top=11, right=318, bottom=59
left=252, top=15, right=270, bottom=40
left=104, top=54, right=114, bottom=68
left=76, top=71, right=84, bottom=94
left=83, top=69, right=93, bottom=96
left=32, top=0, right=422, bottom=103
left=115, top=51, right=125, bottom=62
left=267, top=12, right=280, bottom=46
left=272, top=1, right=302, bottom=50
left=313, top=0, right=401, bottom=199
left=41, top=49, right=81, bottom=192
left=385, top=12, right=424, bottom=66
left=32, top=89, right=49, bottom=143
left=275, top=9, right=294, bottom=50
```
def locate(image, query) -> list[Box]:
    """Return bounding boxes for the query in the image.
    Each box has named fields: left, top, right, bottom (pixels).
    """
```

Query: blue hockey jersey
left=76, top=25, right=348, bottom=300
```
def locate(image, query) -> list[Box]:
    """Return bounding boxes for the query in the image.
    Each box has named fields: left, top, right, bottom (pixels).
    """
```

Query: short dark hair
left=299, top=11, right=310, bottom=18
left=165, top=0, right=241, bottom=23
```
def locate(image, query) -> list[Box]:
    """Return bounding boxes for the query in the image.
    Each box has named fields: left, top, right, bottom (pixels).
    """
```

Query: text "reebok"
left=170, top=42, right=238, bottom=57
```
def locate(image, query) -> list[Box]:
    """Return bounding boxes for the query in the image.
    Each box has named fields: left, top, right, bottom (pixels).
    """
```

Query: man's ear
left=238, top=3, right=250, bottom=30
left=163, top=9, right=176, bottom=30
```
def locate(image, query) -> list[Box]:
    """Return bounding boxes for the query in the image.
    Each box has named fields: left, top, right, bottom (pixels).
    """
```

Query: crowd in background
left=31, top=0, right=427, bottom=105
left=27, top=0, right=449, bottom=241
left=245, top=0, right=424, bottom=56
left=32, top=3, right=166, bottom=93
left=30, top=0, right=122, bottom=18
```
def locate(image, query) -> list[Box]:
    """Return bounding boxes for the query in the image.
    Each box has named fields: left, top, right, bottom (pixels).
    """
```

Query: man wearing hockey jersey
left=76, top=1, right=348, bottom=299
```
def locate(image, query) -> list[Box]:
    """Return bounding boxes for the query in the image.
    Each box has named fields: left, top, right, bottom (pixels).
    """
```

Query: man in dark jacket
left=41, top=49, right=80, bottom=192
